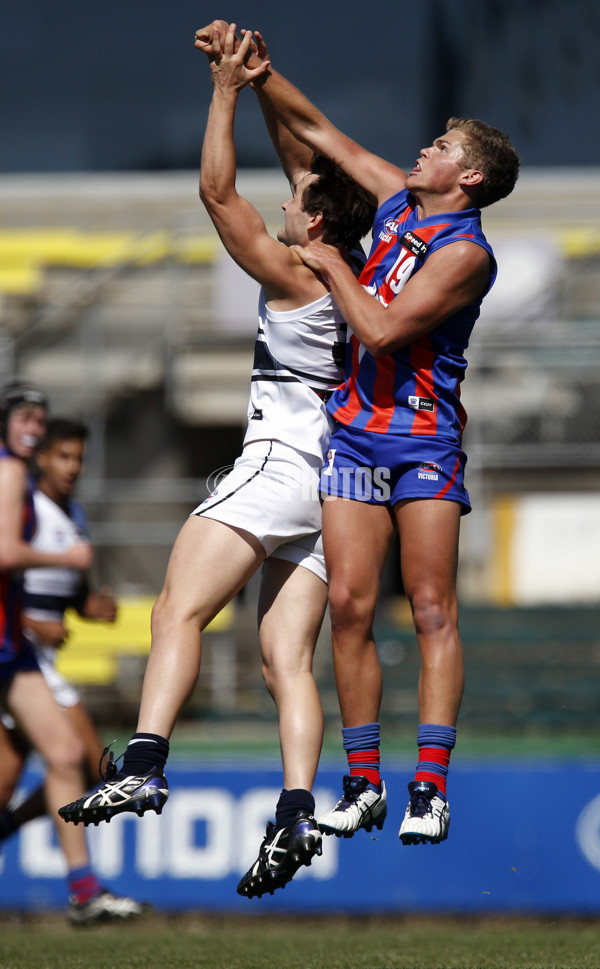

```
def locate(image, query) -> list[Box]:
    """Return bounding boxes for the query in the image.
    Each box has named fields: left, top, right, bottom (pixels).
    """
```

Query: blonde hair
left=447, top=117, right=520, bottom=208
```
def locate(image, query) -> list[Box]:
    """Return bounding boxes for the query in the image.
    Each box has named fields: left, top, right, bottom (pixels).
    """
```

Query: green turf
left=1, top=915, right=599, bottom=969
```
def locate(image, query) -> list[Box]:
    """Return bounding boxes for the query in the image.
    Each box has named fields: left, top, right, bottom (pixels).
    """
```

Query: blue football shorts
left=0, top=638, right=41, bottom=688
left=320, top=422, right=471, bottom=514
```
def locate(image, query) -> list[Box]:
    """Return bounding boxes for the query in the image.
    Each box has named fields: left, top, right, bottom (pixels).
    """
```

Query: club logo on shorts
left=417, top=462, right=442, bottom=481
left=408, top=395, right=435, bottom=411
left=323, top=448, right=336, bottom=476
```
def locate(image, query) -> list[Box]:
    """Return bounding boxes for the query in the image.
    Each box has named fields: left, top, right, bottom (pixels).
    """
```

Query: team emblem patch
left=379, top=217, right=400, bottom=243
left=417, top=462, right=442, bottom=482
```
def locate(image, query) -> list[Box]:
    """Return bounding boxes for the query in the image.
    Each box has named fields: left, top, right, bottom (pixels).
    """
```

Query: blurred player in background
left=59, top=26, right=375, bottom=900
left=0, top=420, right=116, bottom=835
left=0, top=388, right=144, bottom=924
left=192, top=21, right=520, bottom=848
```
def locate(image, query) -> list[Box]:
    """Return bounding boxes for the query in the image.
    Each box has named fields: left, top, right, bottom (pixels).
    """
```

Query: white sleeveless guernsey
left=243, top=290, right=347, bottom=461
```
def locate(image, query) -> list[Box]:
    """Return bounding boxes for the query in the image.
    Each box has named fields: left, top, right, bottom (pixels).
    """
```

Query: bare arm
left=195, top=22, right=405, bottom=206
left=292, top=240, right=492, bottom=356
left=195, top=23, right=312, bottom=186
left=0, top=458, right=93, bottom=571
left=252, top=32, right=313, bottom=186
left=199, top=26, right=317, bottom=301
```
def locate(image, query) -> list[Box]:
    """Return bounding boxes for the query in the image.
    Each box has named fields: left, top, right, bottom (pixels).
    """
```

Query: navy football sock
left=121, top=732, right=170, bottom=776
left=274, top=788, right=315, bottom=830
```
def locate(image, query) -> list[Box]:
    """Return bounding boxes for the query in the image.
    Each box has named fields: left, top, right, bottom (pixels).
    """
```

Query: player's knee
left=150, top=591, right=172, bottom=638
left=151, top=592, right=188, bottom=639
left=260, top=657, right=275, bottom=695
left=151, top=589, right=206, bottom=640
left=328, top=580, right=374, bottom=631
left=409, top=586, right=454, bottom=637
left=48, top=733, right=85, bottom=774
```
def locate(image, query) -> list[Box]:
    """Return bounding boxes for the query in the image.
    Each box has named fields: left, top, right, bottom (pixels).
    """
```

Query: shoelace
left=336, top=790, right=361, bottom=810
left=408, top=791, right=434, bottom=818
left=99, top=742, right=123, bottom=782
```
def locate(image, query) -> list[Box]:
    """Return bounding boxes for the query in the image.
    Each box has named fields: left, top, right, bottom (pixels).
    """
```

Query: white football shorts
left=192, top=439, right=326, bottom=583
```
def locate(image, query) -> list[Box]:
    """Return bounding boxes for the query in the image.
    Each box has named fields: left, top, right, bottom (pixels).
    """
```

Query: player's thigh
left=322, top=496, right=395, bottom=601
left=5, top=671, right=82, bottom=763
left=258, top=559, right=327, bottom=673
left=157, top=514, right=266, bottom=627
left=395, top=498, right=462, bottom=600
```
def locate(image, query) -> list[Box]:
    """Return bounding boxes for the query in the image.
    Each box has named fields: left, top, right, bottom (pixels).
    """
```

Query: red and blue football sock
left=413, top=722, right=456, bottom=801
left=68, top=865, right=102, bottom=904
left=342, top=721, right=381, bottom=791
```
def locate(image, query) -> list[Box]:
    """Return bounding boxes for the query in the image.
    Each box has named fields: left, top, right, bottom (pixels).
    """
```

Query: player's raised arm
left=195, top=21, right=405, bottom=206
left=251, top=31, right=314, bottom=187
left=195, top=23, right=313, bottom=186
left=198, top=25, right=308, bottom=299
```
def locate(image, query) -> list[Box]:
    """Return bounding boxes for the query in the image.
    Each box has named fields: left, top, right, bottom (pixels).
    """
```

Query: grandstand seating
left=2, top=169, right=599, bottom=734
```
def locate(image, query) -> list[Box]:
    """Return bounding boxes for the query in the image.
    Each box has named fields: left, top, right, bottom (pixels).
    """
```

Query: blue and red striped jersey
left=0, top=447, right=36, bottom=660
left=329, top=189, right=496, bottom=442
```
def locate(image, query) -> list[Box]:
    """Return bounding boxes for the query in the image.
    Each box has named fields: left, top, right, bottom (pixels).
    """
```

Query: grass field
left=1, top=914, right=599, bottom=969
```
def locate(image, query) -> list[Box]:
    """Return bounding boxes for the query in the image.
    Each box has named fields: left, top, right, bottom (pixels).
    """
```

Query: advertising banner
left=1, top=760, right=599, bottom=914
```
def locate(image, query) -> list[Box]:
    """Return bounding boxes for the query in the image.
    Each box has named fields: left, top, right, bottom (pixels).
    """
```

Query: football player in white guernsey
left=59, top=25, right=375, bottom=900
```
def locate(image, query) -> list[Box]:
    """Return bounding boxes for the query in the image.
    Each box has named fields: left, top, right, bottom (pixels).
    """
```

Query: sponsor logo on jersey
left=399, top=230, right=430, bottom=259
left=379, top=217, right=400, bottom=243
left=417, top=461, right=442, bottom=482
left=250, top=408, right=263, bottom=420
left=408, top=395, right=435, bottom=411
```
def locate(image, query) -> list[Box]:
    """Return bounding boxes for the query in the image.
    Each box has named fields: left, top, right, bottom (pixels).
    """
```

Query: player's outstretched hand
left=194, top=19, right=229, bottom=59
left=210, top=24, right=270, bottom=92
left=251, top=30, right=270, bottom=65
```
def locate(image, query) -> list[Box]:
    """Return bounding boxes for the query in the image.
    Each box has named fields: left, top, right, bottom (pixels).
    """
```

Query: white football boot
left=318, top=774, right=387, bottom=837
left=398, top=781, right=450, bottom=844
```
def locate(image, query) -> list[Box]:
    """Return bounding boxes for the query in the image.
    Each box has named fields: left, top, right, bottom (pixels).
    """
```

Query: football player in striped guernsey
left=195, top=21, right=520, bottom=847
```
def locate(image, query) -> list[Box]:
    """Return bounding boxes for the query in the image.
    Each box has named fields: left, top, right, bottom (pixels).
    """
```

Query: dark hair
left=446, top=117, right=520, bottom=209
left=0, top=379, right=48, bottom=438
left=302, top=155, right=376, bottom=251
left=38, top=417, right=88, bottom=451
